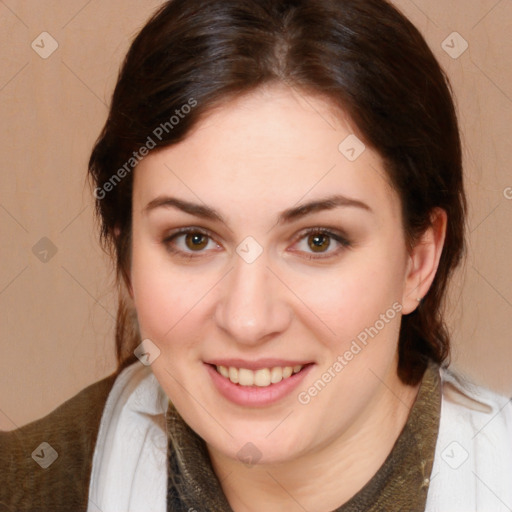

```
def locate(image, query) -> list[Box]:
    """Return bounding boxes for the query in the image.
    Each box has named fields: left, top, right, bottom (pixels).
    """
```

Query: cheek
left=293, top=254, right=404, bottom=341
left=130, top=242, right=200, bottom=341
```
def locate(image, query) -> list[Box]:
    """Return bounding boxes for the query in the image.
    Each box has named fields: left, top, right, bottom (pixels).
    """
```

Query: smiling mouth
left=212, top=364, right=311, bottom=387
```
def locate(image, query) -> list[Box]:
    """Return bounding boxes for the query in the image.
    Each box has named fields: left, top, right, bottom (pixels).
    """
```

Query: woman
left=2, top=0, right=511, bottom=511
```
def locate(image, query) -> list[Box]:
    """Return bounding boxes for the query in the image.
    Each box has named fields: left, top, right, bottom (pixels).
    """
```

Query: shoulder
left=438, top=365, right=512, bottom=440
left=0, top=369, right=121, bottom=512
left=426, top=366, right=512, bottom=511
left=441, top=366, right=511, bottom=412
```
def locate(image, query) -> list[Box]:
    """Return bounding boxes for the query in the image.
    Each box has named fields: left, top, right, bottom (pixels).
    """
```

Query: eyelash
left=162, top=226, right=351, bottom=261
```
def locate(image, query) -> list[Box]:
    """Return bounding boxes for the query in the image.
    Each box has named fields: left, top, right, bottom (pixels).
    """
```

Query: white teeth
left=270, top=367, right=283, bottom=384
left=216, top=365, right=304, bottom=387
left=238, top=368, right=254, bottom=386
left=228, top=366, right=239, bottom=384
left=282, top=366, right=293, bottom=379
left=254, top=368, right=271, bottom=387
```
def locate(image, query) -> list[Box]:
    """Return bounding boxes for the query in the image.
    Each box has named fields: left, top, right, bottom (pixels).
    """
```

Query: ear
left=401, top=208, right=447, bottom=314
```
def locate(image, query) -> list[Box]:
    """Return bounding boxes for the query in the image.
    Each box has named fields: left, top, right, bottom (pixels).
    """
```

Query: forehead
left=133, top=84, right=400, bottom=223
left=161, top=85, right=358, bottom=168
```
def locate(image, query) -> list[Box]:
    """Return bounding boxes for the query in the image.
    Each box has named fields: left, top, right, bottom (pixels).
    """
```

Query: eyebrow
left=143, top=193, right=372, bottom=225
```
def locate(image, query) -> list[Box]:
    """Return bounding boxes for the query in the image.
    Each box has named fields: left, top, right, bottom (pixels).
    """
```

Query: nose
left=214, top=251, right=292, bottom=346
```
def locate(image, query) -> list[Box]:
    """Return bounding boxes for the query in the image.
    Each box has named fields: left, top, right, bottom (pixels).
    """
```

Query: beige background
left=0, top=0, right=511, bottom=430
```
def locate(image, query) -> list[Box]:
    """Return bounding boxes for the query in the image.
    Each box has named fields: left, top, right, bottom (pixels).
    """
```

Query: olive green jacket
left=0, top=370, right=120, bottom=512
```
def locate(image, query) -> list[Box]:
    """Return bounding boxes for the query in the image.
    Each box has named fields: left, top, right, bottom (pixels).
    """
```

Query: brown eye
left=307, top=233, right=331, bottom=253
left=184, top=232, right=209, bottom=251
left=292, top=228, right=351, bottom=260
left=162, top=227, right=219, bottom=258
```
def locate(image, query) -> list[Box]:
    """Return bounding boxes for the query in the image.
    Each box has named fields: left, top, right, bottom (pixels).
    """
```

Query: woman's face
left=130, top=84, right=421, bottom=465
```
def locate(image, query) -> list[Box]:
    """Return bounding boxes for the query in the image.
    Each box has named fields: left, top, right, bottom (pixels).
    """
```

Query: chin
left=213, top=426, right=309, bottom=467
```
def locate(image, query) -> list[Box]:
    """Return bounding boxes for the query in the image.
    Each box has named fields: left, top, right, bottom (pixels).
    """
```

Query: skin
left=129, top=83, right=447, bottom=512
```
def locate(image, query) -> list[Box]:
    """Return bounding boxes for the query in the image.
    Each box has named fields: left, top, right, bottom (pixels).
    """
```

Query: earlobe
left=401, top=208, right=447, bottom=314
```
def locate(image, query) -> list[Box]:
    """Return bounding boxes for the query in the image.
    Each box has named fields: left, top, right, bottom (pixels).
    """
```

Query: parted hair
left=88, top=0, right=466, bottom=385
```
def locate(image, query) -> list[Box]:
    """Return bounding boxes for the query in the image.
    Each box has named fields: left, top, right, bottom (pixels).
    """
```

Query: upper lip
left=205, top=358, right=313, bottom=370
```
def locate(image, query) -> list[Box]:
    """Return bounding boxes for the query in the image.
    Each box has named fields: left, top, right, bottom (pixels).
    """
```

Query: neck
left=207, top=370, right=421, bottom=512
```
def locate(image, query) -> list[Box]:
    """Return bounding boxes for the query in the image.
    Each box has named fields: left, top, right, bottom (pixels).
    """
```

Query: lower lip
left=205, top=363, right=314, bottom=407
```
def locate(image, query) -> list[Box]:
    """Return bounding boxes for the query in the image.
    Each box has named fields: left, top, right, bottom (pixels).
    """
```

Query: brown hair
left=88, top=0, right=466, bottom=385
